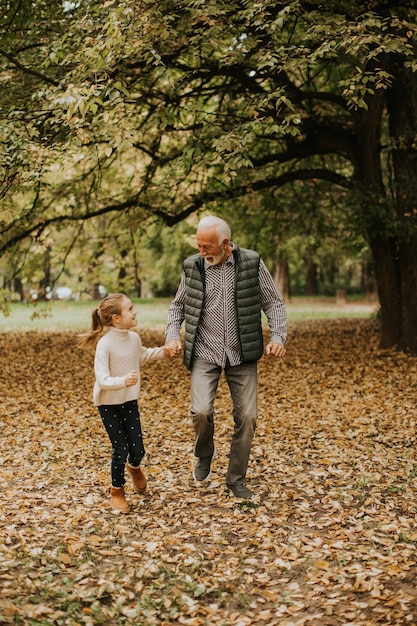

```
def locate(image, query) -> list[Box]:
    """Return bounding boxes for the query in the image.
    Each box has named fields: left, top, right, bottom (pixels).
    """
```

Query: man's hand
left=265, top=342, right=286, bottom=358
left=164, top=339, right=182, bottom=358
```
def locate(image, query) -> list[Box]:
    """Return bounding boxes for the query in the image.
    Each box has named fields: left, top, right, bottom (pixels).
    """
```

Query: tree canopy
left=1, top=0, right=417, bottom=350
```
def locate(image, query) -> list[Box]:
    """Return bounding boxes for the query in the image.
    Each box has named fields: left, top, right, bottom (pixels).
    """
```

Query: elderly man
left=165, top=216, right=287, bottom=499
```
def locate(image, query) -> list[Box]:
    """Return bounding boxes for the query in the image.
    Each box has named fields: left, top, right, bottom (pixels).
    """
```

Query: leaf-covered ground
left=1, top=319, right=416, bottom=626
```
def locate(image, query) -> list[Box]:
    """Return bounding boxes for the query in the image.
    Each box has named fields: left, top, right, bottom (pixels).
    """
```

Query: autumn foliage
left=0, top=320, right=416, bottom=625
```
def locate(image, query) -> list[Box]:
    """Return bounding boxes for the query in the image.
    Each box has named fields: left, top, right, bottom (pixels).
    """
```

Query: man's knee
left=191, top=410, right=214, bottom=427
left=235, top=411, right=257, bottom=431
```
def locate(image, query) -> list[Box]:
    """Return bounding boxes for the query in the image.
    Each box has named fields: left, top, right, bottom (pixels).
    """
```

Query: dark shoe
left=193, top=449, right=216, bottom=482
left=127, top=464, right=147, bottom=493
left=227, top=484, right=253, bottom=499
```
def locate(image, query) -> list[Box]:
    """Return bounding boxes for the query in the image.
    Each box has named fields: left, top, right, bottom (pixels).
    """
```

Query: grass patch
left=0, top=296, right=377, bottom=332
left=0, top=298, right=173, bottom=332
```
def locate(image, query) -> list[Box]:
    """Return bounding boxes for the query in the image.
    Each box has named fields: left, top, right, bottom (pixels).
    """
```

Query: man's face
left=196, top=228, right=227, bottom=266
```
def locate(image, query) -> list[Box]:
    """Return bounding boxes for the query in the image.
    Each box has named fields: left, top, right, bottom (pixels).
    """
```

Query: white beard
left=204, top=252, right=224, bottom=266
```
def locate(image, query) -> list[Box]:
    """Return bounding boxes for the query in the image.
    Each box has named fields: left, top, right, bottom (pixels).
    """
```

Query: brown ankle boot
left=127, top=464, right=147, bottom=492
left=110, top=487, right=130, bottom=513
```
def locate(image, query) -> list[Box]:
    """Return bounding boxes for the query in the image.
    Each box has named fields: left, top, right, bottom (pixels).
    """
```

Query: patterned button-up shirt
left=166, top=248, right=287, bottom=367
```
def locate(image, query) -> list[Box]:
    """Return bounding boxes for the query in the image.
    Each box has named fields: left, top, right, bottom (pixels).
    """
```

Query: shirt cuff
left=269, top=335, right=285, bottom=345
left=165, top=330, right=181, bottom=342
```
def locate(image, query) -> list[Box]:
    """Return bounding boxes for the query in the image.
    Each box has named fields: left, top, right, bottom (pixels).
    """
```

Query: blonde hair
left=77, top=293, right=127, bottom=348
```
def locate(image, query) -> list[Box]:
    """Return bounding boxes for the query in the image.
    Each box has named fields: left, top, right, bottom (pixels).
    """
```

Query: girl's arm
left=138, top=336, right=166, bottom=366
left=139, top=345, right=165, bottom=365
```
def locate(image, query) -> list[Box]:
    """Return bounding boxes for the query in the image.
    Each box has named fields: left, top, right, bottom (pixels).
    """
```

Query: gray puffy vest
left=182, top=245, right=263, bottom=370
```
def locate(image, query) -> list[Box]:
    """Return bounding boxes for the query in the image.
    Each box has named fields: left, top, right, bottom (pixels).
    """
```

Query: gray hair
left=197, top=216, right=231, bottom=243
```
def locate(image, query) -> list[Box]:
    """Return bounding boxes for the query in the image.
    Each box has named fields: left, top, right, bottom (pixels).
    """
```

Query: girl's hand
left=164, top=340, right=182, bottom=358
left=125, top=370, right=139, bottom=386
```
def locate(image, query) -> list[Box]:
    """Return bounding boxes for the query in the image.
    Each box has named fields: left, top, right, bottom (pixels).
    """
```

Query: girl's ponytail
left=77, top=293, right=125, bottom=349
left=77, top=306, right=104, bottom=348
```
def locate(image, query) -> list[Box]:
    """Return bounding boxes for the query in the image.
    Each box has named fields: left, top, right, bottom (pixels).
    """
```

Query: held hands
left=164, top=339, right=182, bottom=358
left=125, top=370, right=139, bottom=387
left=265, top=342, right=286, bottom=358
left=164, top=340, right=284, bottom=358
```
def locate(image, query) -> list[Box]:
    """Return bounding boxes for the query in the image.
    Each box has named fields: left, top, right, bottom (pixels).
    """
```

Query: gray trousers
left=190, top=358, right=258, bottom=487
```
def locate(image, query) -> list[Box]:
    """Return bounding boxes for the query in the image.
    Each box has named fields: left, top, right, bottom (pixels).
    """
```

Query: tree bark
left=397, top=238, right=417, bottom=353
left=383, top=59, right=417, bottom=353
left=369, top=236, right=401, bottom=348
left=350, top=57, right=416, bottom=351
left=38, top=245, right=51, bottom=299
left=305, top=249, right=318, bottom=296
left=272, top=252, right=291, bottom=301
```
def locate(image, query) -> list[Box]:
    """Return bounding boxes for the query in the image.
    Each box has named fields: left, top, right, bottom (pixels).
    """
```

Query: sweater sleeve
left=94, top=339, right=127, bottom=391
left=138, top=335, right=165, bottom=366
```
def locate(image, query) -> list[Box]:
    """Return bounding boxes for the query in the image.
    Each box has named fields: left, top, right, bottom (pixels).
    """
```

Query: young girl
left=78, top=293, right=172, bottom=513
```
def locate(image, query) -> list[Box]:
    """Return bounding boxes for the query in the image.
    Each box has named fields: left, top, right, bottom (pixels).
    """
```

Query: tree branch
left=0, top=166, right=352, bottom=256
left=155, top=168, right=353, bottom=226
left=0, top=48, right=60, bottom=86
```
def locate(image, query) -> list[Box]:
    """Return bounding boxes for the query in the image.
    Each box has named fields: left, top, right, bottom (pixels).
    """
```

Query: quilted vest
left=182, top=245, right=263, bottom=370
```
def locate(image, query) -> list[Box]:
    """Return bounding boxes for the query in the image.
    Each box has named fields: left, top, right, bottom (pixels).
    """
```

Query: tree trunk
left=360, top=260, right=376, bottom=299
left=351, top=57, right=417, bottom=352
left=397, top=238, right=417, bottom=353
left=305, top=249, right=317, bottom=296
left=383, top=58, right=417, bottom=353
left=14, top=277, right=24, bottom=302
left=272, top=252, right=291, bottom=301
left=369, top=236, right=401, bottom=348
left=118, top=249, right=128, bottom=292
left=370, top=232, right=417, bottom=353
left=38, top=245, right=51, bottom=299
left=92, top=283, right=102, bottom=299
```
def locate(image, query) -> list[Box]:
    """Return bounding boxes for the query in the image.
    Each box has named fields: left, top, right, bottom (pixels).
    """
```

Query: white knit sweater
left=93, top=327, right=165, bottom=406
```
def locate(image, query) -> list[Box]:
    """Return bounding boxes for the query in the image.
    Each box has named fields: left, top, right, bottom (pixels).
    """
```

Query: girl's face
left=112, top=296, right=137, bottom=329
